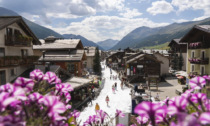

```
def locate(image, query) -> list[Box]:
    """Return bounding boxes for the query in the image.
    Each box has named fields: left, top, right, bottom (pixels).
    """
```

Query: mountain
left=111, top=17, right=210, bottom=50
left=97, top=39, right=119, bottom=50
left=63, top=34, right=104, bottom=50
left=0, top=7, right=63, bottom=39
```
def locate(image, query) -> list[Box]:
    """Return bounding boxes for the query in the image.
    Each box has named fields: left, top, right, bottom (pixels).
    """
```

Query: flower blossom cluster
left=133, top=76, right=210, bottom=126
left=0, top=69, right=73, bottom=125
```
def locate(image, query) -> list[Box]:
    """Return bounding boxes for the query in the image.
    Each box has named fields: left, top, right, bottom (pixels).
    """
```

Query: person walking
left=95, top=103, right=100, bottom=113
left=115, top=82, right=117, bottom=90
left=112, top=85, right=115, bottom=94
left=121, top=81, right=123, bottom=90
left=105, top=96, right=109, bottom=107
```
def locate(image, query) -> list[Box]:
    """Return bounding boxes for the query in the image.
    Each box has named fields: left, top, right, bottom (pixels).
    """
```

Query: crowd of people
left=94, top=64, right=126, bottom=113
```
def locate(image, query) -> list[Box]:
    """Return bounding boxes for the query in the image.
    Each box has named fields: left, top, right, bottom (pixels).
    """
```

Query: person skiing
left=105, top=96, right=109, bottom=106
left=95, top=103, right=100, bottom=113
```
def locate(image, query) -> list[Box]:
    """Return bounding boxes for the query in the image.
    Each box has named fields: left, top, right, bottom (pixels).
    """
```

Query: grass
left=140, top=42, right=170, bottom=50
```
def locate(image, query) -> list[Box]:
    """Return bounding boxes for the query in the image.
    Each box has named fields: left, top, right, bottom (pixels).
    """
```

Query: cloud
left=172, top=0, right=210, bottom=16
left=119, top=8, right=142, bottom=18
left=193, top=16, right=209, bottom=21
left=147, top=0, right=174, bottom=15
left=45, top=16, right=169, bottom=42
left=172, top=19, right=189, bottom=23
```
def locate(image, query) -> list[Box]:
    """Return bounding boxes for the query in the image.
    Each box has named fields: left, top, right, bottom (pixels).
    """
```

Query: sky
left=0, top=0, right=210, bottom=42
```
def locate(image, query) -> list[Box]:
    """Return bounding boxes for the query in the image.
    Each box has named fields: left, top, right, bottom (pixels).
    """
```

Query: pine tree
left=171, top=50, right=178, bottom=70
left=93, top=47, right=101, bottom=75
left=178, top=50, right=184, bottom=70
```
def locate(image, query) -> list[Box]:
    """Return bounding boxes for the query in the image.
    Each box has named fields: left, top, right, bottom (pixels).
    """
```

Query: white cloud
left=172, top=19, right=189, bottom=23
left=193, top=16, right=209, bottom=21
left=45, top=16, right=169, bottom=42
left=147, top=0, right=174, bottom=15
left=120, top=8, right=142, bottom=18
left=172, top=0, right=210, bottom=16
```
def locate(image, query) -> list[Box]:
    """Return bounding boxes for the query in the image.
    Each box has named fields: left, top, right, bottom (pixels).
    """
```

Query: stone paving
left=144, top=77, right=183, bottom=101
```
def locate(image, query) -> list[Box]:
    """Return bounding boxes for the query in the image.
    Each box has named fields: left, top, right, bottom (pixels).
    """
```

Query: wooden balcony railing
left=0, top=56, right=39, bottom=67
left=188, top=58, right=209, bottom=64
left=5, top=35, right=32, bottom=47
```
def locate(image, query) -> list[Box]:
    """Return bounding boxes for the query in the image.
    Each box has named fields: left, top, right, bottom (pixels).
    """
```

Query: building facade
left=180, top=25, right=210, bottom=76
left=33, top=37, right=87, bottom=77
left=0, top=16, right=40, bottom=85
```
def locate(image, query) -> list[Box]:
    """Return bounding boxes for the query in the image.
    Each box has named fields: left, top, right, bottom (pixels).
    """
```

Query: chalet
left=0, top=16, right=41, bottom=85
left=179, top=25, right=210, bottom=76
left=153, top=52, right=170, bottom=76
left=168, top=39, right=187, bottom=70
left=33, top=37, right=87, bottom=77
left=84, top=46, right=96, bottom=73
left=106, top=51, right=125, bottom=70
left=125, top=54, right=162, bottom=83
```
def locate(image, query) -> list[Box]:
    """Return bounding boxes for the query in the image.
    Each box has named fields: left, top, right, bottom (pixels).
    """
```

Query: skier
left=95, top=103, right=100, bottom=113
left=105, top=96, right=109, bottom=107
left=115, top=82, right=117, bottom=90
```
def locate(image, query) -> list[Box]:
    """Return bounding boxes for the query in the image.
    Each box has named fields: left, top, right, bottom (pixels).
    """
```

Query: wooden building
left=125, top=54, right=162, bottom=83
left=33, top=37, right=86, bottom=77
left=168, top=39, right=187, bottom=70
left=106, top=51, right=125, bottom=70
left=0, top=16, right=41, bottom=85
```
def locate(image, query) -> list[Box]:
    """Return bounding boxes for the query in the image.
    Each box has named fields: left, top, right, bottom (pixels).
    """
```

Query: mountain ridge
left=97, top=39, right=119, bottom=50
left=111, top=17, right=210, bottom=50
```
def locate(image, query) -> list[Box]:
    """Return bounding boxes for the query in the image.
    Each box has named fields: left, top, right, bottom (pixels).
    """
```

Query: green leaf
left=67, top=117, right=75, bottom=126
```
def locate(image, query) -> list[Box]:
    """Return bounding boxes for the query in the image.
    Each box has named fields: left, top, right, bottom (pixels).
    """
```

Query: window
left=6, top=28, right=13, bottom=36
left=0, top=71, right=6, bottom=85
left=201, top=51, right=205, bottom=59
left=0, top=48, right=5, bottom=57
left=191, top=51, right=195, bottom=58
left=10, top=68, right=16, bottom=76
left=21, top=49, right=28, bottom=57
left=191, top=64, right=195, bottom=72
left=67, top=63, right=75, bottom=73
left=200, top=65, right=205, bottom=75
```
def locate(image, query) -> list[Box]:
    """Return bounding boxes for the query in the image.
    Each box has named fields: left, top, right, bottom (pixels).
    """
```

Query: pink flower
left=116, top=109, right=125, bottom=117
left=189, top=76, right=206, bottom=90
left=28, top=92, right=43, bottom=102
left=134, top=102, right=165, bottom=126
left=14, top=77, right=34, bottom=92
left=30, top=69, right=44, bottom=82
left=190, top=93, right=207, bottom=104
left=136, top=115, right=148, bottom=125
left=39, top=96, right=66, bottom=121
left=96, top=110, right=107, bottom=124
left=43, top=72, right=61, bottom=84
left=199, top=112, right=210, bottom=125
left=167, top=96, right=188, bottom=115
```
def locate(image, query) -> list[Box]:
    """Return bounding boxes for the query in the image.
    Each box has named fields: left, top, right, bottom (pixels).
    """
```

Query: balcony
left=188, top=58, right=209, bottom=64
left=5, top=35, right=32, bottom=47
left=0, top=56, right=39, bottom=67
left=188, top=42, right=208, bottom=49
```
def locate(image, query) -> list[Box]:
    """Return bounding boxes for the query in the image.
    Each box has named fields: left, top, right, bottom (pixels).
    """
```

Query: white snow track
left=78, top=63, right=131, bottom=125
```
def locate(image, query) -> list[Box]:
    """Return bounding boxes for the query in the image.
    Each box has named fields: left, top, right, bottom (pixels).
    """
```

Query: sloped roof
left=84, top=46, right=96, bottom=57
left=33, top=39, right=83, bottom=50
left=38, top=49, right=86, bottom=62
left=126, top=54, right=162, bottom=64
left=65, top=77, right=92, bottom=89
left=180, top=25, right=210, bottom=43
left=0, top=16, right=40, bottom=45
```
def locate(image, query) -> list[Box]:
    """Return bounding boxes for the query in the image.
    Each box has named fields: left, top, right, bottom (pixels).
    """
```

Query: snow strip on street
left=78, top=63, right=131, bottom=125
